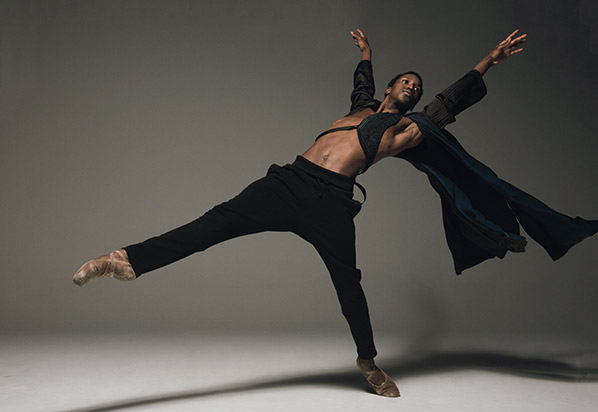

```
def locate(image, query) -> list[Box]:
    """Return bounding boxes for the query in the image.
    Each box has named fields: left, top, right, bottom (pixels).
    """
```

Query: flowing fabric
left=400, top=113, right=598, bottom=274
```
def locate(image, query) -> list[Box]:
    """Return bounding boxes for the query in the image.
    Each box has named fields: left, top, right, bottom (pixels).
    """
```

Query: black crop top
left=315, top=112, right=403, bottom=173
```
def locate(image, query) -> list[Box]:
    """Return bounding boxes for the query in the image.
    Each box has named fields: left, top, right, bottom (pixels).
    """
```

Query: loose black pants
left=124, top=156, right=377, bottom=359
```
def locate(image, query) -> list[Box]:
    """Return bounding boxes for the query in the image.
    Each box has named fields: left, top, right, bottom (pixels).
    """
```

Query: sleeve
left=348, top=60, right=380, bottom=115
left=422, top=70, right=487, bottom=129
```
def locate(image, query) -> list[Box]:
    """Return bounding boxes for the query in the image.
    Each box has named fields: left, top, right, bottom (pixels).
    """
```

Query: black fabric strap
left=315, top=125, right=358, bottom=141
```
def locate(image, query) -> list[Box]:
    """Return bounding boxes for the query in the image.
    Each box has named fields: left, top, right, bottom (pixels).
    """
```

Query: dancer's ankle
left=357, top=357, right=376, bottom=371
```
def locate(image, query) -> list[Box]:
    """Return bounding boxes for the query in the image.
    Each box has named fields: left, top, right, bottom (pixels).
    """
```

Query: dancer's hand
left=351, top=29, right=371, bottom=61
left=488, top=29, right=527, bottom=65
left=474, top=29, right=527, bottom=75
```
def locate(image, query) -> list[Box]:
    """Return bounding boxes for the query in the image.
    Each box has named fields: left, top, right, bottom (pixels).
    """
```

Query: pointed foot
left=73, top=249, right=136, bottom=287
left=357, top=357, right=400, bottom=398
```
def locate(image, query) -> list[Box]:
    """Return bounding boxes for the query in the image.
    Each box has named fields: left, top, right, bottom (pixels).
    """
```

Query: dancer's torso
left=302, top=109, right=423, bottom=177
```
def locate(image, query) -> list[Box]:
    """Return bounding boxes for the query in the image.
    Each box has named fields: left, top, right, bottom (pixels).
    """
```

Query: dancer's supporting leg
left=300, top=184, right=399, bottom=397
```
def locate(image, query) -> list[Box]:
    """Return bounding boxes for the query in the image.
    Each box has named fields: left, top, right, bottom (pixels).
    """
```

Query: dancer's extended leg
left=73, top=163, right=303, bottom=285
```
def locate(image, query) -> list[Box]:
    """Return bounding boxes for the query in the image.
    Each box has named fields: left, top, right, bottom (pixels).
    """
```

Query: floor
left=2, top=331, right=597, bottom=412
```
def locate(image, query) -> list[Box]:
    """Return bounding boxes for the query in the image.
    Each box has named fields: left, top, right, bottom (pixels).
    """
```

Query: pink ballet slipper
left=357, top=357, right=400, bottom=398
left=73, top=249, right=136, bottom=286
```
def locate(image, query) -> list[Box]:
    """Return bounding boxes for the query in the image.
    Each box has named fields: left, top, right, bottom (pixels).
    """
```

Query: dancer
left=73, top=29, right=597, bottom=397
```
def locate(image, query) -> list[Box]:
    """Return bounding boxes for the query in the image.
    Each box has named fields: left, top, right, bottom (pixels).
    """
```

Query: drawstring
left=313, top=176, right=324, bottom=198
left=313, top=176, right=367, bottom=205
left=355, top=181, right=367, bottom=205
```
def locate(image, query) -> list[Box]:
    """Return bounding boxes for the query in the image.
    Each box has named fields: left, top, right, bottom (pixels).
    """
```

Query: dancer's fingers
left=512, top=34, right=527, bottom=45
left=506, top=29, right=519, bottom=40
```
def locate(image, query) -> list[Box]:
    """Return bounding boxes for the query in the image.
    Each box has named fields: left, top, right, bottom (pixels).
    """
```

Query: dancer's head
left=385, top=71, right=423, bottom=113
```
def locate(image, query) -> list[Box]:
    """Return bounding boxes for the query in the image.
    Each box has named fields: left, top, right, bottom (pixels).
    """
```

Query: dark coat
left=349, top=60, right=598, bottom=274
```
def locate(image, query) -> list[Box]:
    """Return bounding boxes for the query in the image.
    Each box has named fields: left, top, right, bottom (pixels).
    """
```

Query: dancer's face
left=385, top=74, right=422, bottom=111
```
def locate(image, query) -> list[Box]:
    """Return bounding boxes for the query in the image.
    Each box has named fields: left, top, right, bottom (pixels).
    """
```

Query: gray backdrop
left=1, top=0, right=596, bottom=347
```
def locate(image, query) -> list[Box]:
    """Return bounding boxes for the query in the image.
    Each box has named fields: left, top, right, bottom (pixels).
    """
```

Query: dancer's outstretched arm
left=422, top=29, right=527, bottom=129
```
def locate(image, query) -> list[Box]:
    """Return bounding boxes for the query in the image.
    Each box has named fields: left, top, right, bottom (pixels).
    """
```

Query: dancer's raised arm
left=349, top=29, right=379, bottom=115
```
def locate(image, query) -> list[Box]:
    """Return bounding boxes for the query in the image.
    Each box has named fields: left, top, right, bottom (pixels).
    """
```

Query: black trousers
left=124, top=156, right=377, bottom=359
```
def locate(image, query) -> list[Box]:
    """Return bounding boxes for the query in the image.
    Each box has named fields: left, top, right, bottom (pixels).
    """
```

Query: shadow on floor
left=61, top=350, right=598, bottom=412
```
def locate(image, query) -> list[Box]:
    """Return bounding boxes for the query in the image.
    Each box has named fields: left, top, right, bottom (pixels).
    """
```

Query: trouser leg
left=314, top=244, right=377, bottom=359
left=124, top=165, right=299, bottom=276
left=297, top=179, right=377, bottom=359
left=123, top=157, right=377, bottom=358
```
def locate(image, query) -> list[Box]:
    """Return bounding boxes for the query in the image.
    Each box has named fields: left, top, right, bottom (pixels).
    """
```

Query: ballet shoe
left=73, top=249, right=136, bottom=287
left=357, top=357, right=400, bottom=398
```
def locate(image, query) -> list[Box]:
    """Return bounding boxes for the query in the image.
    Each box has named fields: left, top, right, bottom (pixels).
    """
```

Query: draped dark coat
left=349, top=60, right=598, bottom=274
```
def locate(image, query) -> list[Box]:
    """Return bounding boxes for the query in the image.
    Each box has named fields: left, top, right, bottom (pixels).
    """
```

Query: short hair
left=386, top=71, right=424, bottom=94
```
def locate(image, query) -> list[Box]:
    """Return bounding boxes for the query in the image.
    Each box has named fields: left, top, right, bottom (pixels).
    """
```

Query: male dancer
left=73, top=29, right=597, bottom=397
